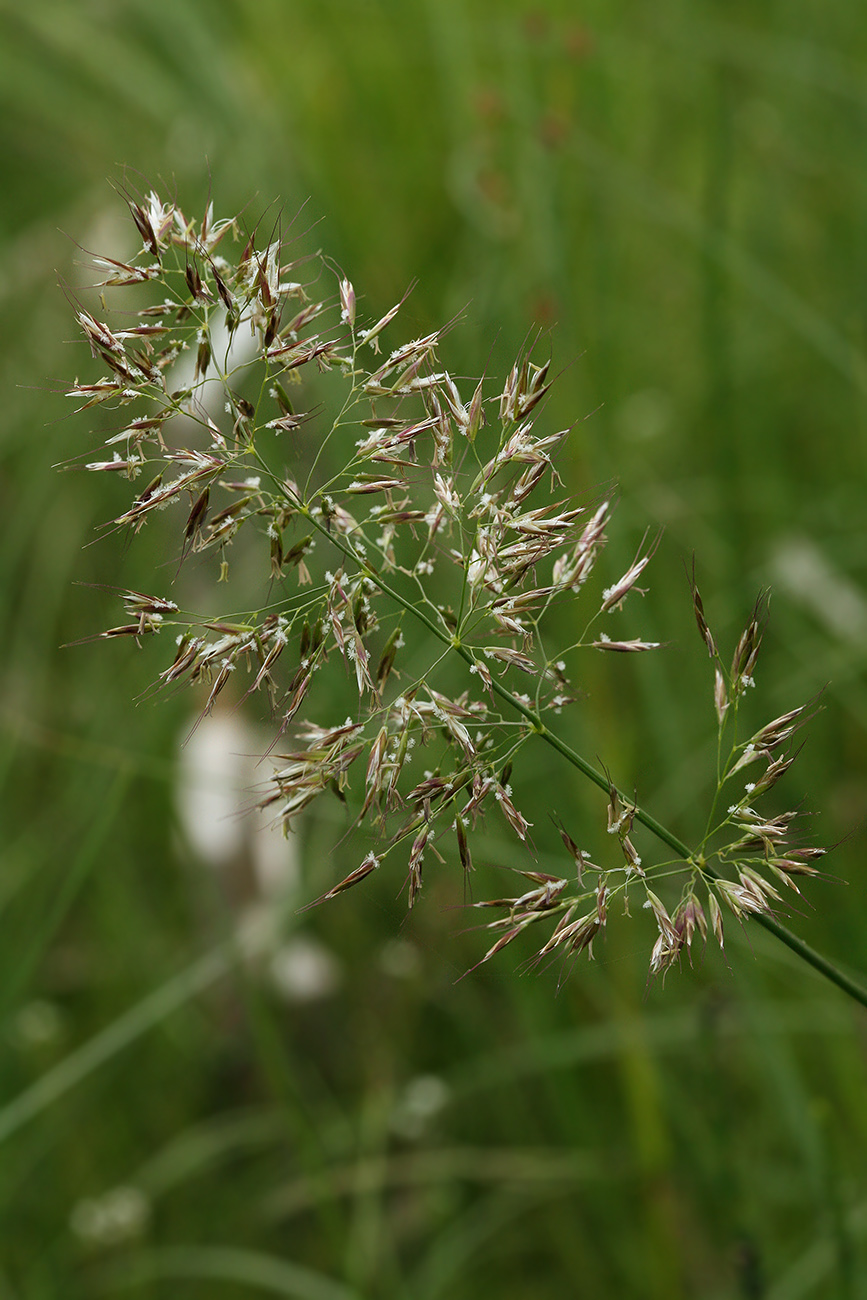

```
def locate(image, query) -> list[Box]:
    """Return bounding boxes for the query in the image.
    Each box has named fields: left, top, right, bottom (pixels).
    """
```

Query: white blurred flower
left=176, top=711, right=249, bottom=866
left=176, top=711, right=298, bottom=893
left=70, top=1186, right=150, bottom=1248
left=269, top=936, right=342, bottom=1003
left=390, top=1075, right=450, bottom=1140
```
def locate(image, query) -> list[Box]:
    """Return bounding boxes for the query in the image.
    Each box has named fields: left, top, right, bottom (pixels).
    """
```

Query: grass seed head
left=61, top=182, right=832, bottom=992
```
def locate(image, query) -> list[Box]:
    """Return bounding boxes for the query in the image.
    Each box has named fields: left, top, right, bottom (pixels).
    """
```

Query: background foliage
left=1, top=1, right=866, bottom=1296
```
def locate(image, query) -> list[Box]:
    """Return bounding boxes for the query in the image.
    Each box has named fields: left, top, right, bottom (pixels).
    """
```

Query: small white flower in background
left=70, top=1186, right=150, bottom=1248
left=176, top=712, right=250, bottom=867
left=177, top=710, right=307, bottom=977
left=176, top=710, right=299, bottom=895
left=269, top=935, right=342, bottom=1002
left=390, top=1075, right=451, bottom=1140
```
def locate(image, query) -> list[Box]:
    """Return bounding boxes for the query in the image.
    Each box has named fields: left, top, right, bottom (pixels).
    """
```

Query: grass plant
left=2, top=3, right=867, bottom=1296
left=60, top=185, right=864, bottom=1010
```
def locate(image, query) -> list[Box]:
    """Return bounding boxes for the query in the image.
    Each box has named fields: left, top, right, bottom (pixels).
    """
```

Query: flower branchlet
left=680, top=566, right=829, bottom=965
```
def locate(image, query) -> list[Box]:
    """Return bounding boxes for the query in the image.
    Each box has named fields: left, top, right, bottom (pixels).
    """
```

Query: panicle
left=62, top=182, right=830, bottom=992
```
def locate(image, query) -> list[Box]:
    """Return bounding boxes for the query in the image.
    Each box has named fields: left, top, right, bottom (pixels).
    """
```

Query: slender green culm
left=60, top=184, right=867, bottom=1008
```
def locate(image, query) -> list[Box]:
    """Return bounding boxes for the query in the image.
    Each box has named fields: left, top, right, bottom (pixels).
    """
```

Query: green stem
left=304, top=511, right=867, bottom=1014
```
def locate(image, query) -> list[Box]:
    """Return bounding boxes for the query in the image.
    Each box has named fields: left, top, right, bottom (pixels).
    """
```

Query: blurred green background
left=2, top=0, right=867, bottom=1295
